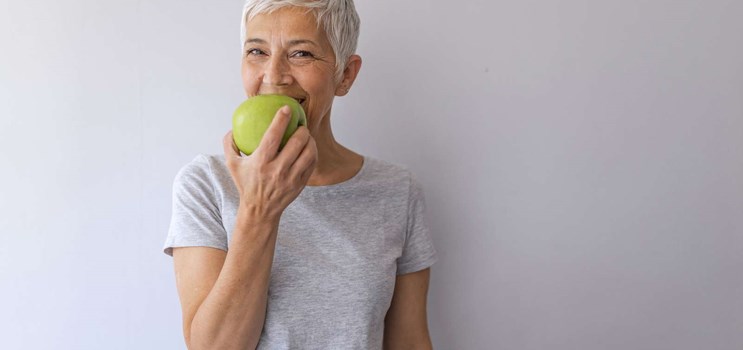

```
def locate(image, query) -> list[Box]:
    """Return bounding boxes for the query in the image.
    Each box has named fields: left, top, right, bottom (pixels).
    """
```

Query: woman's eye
left=291, top=50, right=314, bottom=58
left=246, top=48, right=265, bottom=56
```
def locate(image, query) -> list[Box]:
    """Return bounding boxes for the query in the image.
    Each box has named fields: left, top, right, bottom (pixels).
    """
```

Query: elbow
left=185, top=323, right=208, bottom=350
left=183, top=321, right=192, bottom=349
left=186, top=329, right=218, bottom=350
left=383, top=338, right=433, bottom=350
left=187, top=323, right=260, bottom=350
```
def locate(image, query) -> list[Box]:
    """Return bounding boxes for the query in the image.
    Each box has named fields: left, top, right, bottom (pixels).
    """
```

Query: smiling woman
left=240, top=5, right=350, bottom=151
left=162, top=1, right=439, bottom=349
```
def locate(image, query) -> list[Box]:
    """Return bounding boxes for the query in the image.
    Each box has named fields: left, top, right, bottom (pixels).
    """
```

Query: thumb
left=223, top=130, right=242, bottom=159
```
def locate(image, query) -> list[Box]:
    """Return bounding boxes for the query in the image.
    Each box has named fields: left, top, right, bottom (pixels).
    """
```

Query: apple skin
left=232, top=95, right=307, bottom=155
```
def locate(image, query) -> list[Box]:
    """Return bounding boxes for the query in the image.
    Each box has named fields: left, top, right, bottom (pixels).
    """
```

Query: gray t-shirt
left=163, top=154, right=439, bottom=349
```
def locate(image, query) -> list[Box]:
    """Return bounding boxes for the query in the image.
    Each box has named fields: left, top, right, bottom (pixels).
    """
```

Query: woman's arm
left=173, top=106, right=316, bottom=349
left=174, top=208, right=280, bottom=350
left=383, top=268, right=434, bottom=350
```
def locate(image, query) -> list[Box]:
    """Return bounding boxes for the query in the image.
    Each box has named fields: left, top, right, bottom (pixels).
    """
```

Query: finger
left=277, top=126, right=310, bottom=166
left=299, top=152, right=317, bottom=184
left=223, top=130, right=242, bottom=159
left=254, top=105, right=292, bottom=161
left=291, top=136, right=317, bottom=181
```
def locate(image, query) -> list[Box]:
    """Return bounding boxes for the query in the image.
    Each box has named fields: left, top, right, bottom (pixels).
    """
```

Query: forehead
left=246, top=6, right=325, bottom=43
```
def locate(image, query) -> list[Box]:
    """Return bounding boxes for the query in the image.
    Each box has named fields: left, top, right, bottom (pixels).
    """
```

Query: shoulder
left=176, top=154, right=231, bottom=177
left=172, top=154, right=232, bottom=192
left=174, top=154, right=214, bottom=183
left=362, top=155, right=415, bottom=185
left=360, top=156, right=424, bottom=199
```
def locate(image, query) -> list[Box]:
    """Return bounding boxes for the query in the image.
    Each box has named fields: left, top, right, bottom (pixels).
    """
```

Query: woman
left=163, top=1, right=439, bottom=349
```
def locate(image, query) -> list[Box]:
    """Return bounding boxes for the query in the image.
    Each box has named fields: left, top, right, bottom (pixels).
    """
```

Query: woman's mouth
left=296, top=98, right=307, bottom=111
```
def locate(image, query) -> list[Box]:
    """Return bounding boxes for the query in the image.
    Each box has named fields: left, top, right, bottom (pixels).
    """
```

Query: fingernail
left=281, top=106, right=291, bottom=115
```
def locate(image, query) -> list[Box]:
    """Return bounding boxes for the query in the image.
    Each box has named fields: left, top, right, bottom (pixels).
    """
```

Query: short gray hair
left=240, top=0, right=360, bottom=82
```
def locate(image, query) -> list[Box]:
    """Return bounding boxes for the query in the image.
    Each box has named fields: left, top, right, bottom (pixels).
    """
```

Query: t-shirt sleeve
left=162, top=154, right=228, bottom=257
left=396, top=173, right=440, bottom=275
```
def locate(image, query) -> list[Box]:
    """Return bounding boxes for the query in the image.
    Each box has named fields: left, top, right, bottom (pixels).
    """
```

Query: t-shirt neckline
left=302, top=155, right=369, bottom=192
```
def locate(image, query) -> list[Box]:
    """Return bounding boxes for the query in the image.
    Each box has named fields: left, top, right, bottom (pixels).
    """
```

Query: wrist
left=237, top=202, right=282, bottom=225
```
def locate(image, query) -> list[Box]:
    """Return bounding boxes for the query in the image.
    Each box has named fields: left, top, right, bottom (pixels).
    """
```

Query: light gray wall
left=1, top=0, right=741, bottom=349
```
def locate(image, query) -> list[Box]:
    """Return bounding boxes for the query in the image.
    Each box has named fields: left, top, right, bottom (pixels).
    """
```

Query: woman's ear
left=335, top=55, right=362, bottom=96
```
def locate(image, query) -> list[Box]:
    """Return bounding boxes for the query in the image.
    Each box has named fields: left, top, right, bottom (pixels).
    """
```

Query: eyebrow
left=243, top=38, right=319, bottom=47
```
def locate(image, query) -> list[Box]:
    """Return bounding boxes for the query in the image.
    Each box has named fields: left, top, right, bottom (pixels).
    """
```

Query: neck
left=306, top=109, right=362, bottom=186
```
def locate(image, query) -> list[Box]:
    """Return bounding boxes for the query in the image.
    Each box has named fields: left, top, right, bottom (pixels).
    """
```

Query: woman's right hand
left=222, top=106, right=318, bottom=220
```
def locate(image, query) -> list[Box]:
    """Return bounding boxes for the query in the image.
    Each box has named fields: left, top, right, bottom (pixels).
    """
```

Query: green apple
left=232, top=94, right=307, bottom=155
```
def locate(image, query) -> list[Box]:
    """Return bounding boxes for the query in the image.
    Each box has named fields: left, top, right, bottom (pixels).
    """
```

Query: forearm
left=189, top=207, right=280, bottom=350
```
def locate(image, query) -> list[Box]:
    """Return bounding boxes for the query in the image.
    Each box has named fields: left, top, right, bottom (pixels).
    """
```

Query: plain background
left=1, top=0, right=741, bottom=349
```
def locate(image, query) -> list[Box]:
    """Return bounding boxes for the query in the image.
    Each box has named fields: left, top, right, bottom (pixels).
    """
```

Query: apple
left=232, top=94, right=307, bottom=155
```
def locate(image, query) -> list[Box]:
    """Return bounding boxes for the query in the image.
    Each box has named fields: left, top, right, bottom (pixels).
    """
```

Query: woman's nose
left=262, top=56, right=293, bottom=87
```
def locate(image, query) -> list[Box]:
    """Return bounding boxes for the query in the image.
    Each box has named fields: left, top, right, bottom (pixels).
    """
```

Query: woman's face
left=242, top=7, right=341, bottom=131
